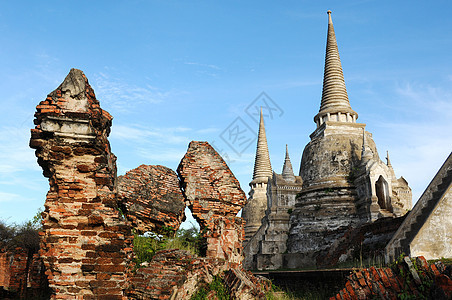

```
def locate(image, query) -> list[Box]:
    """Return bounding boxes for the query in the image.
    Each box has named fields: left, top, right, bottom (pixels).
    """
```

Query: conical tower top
left=252, top=108, right=272, bottom=183
left=386, top=151, right=392, bottom=167
left=282, top=144, right=296, bottom=182
left=315, top=10, right=358, bottom=126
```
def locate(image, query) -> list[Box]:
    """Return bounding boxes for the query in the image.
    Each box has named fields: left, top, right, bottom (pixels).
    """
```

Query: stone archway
left=375, top=175, right=389, bottom=210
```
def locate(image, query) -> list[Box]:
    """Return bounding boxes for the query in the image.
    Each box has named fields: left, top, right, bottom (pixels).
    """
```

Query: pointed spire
left=252, top=108, right=272, bottom=182
left=282, top=144, right=296, bottom=182
left=361, top=128, right=373, bottom=163
left=315, top=10, right=358, bottom=125
left=386, top=151, right=392, bottom=167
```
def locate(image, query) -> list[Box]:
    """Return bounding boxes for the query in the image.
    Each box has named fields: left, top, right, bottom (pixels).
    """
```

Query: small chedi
left=242, top=109, right=274, bottom=244
left=25, top=69, right=269, bottom=299
left=243, top=11, right=413, bottom=270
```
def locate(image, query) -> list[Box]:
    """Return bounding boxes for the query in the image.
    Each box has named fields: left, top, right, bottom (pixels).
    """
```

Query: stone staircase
left=386, top=152, right=452, bottom=261
left=400, top=168, right=452, bottom=251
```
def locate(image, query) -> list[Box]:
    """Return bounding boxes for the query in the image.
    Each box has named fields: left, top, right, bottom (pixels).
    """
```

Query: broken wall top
left=31, top=68, right=112, bottom=146
left=117, top=164, right=185, bottom=234
left=177, top=141, right=246, bottom=227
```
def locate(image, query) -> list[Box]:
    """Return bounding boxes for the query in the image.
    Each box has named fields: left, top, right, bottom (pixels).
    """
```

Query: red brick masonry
left=178, top=141, right=247, bottom=267
left=330, top=256, right=452, bottom=299
left=117, top=164, right=185, bottom=234
left=30, top=69, right=133, bottom=299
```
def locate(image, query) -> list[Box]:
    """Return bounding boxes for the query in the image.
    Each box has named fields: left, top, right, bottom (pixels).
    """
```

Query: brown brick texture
left=330, top=256, right=452, bottom=299
left=30, top=69, right=133, bottom=299
left=117, top=164, right=185, bottom=234
left=177, top=141, right=247, bottom=267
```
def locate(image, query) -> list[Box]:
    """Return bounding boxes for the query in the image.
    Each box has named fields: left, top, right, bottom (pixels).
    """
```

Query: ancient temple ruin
left=242, top=109, right=273, bottom=244
left=243, top=144, right=303, bottom=270
left=30, top=69, right=134, bottom=299
left=25, top=68, right=269, bottom=299
left=1, top=9, right=449, bottom=298
left=177, top=141, right=247, bottom=267
left=244, top=11, right=412, bottom=270
left=386, top=152, right=452, bottom=262
left=117, top=164, right=186, bottom=234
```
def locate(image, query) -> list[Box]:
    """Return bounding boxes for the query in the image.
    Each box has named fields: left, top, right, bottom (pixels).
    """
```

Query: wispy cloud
left=111, top=124, right=192, bottom=145
left=183, top=61, right=223, bottom=77
left=136, top=147, right=187, bottom=164
left=184, top=62, right=221, bottom=70
left=394, top=82, right=452, bottom=119
left=110, top=124, right=194, bottom=172
left=196, top=127, right=219, bottom=134
left=92, top=72, right=185, bottom=113
left=372, top=81, right=452, bottom=203
left=0, top=191, right=23, bottom=202
left=0, top=127, right=39, bottom=173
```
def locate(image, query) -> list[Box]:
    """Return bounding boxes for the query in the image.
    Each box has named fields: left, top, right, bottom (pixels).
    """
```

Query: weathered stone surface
left=117, top=164, right=185, bottom=234
left=251, top=173, right=303, bottom=270
left=178, top=141, right=246, bottom=223
left=244, top=145, right=303, bottom=270
left=283, top=12, right=412, bottom=269
left=244, top=12, right=412, bottom=271
left=30, top=68, right=133, bottom=299
left=319, top=216, right=406, bottom=268
left=243, top=109, right=272, bottom=244
left=178, top=141, right=247, bottom=266
left=386, top=152, right=452, bottom=262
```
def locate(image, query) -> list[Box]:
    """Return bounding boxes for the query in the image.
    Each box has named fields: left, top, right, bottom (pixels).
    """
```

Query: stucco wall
left=411, top=186, right=452, bottom=259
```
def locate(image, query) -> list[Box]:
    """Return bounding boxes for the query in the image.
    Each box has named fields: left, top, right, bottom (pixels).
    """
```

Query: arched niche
left=375, top=175, right=390, bottom=210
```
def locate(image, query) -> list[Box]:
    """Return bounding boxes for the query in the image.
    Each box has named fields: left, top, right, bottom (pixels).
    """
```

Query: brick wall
left=117, top=164, right=185, bottom=234
left=27, top=69, right=274, bottom=299
left=330, top=256, right=452, bottom=299
left=30, top=69, right=133, bottom=299
left=0, top=248, right=49, bottom=298
left=178, top=141, right=246, bottom=267
left=0, top=251, right=10, bottom=288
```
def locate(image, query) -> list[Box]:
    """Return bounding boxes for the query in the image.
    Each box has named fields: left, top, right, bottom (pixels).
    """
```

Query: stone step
left=398, top=168, right=452, bottom=250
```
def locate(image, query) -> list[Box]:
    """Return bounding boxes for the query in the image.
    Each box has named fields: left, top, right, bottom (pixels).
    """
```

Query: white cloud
left=184, top=62, right=221, bottom=70
left=0, top=191, right=24, bottom=202
left=196, top=127, right=219, bottom=134
left=0, top=126, right=39, bottom=174
left=111, top=124, right=192, bottom=145
left=372, top=81, right=452, bottom=203
left=92, top=72, right=185, bottom=113
left=394, top=82, right=452, bottom=119
left=136, top=147, right=187, bottom=164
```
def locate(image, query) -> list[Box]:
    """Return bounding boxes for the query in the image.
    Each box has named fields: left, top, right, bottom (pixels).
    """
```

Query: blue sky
left=0, top=1, right=451, bottom=227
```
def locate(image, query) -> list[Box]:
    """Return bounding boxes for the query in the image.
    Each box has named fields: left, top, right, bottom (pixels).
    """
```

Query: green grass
left=191, top=276, right=229, bottom=300
left=133, top=224, right=206, bottom=265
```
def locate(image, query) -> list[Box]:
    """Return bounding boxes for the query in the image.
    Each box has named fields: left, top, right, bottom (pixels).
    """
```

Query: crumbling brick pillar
left=117, top=164, right=185, bottom=234
left=30, top=69, right=132, bottom=299
left=177, top=141, right=246, bottom=267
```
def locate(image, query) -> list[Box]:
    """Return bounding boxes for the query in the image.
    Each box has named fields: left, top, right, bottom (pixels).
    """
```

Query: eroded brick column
left=30, top=69, right=132, bottom=299
left=117, top=164, right=185, bottom=234
left=177, top=141, right=246, bottom=267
